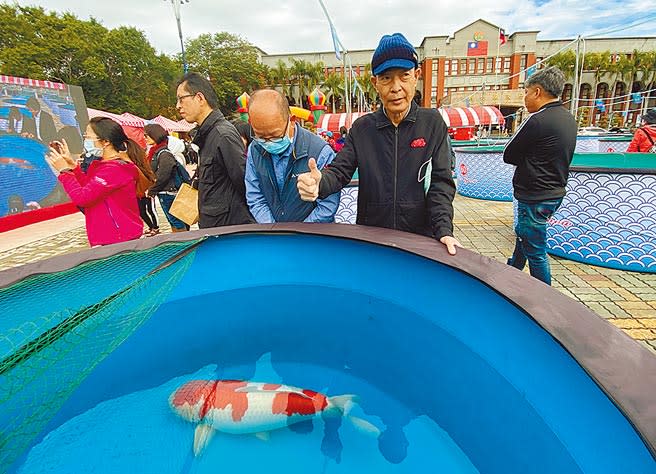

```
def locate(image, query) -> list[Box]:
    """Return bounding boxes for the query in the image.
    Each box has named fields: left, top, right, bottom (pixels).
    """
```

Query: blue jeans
left=157, top=193, right=189, bottom=231
left=508, top=198, right=563, bottom=285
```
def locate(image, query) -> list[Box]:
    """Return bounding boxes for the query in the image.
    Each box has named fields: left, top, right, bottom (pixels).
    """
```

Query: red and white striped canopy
left=87, top=108, right=145, bottom=127
left=318, top=112, right=369, bottom=133
left=438, top=106, right=505, bottom=127
left=317, top=106, right=504, bottom=133
left=150, top=115, right=195, bottom=132
left=0, top=74, right=67, bottom=91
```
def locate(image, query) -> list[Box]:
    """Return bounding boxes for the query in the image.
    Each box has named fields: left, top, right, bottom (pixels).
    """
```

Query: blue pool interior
left=8, top=234, right=656, bottom=473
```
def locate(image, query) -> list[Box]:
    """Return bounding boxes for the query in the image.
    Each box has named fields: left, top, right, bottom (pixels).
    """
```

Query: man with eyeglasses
left=297, top=33, right=461, bottom=255
left=245, top=89, right=339, bottom=223
left=176, top=72, right=253, bottom=228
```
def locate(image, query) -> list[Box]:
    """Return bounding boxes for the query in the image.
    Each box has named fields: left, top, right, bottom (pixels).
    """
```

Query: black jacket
left=319, top=102, right=456, bottom=239
left=503, top=101, right=577, bottom=202
left=192, top=110, right=253, bottom=228
left=149, top=148, right=178, bottom=194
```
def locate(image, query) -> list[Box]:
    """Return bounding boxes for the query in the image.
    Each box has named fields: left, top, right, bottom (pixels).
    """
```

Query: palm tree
left=289, top=58, right=314, bottom=105
left=611, top=52, right=641, bottom=123
left=359, top=64, right=377, bottom=110
left=322, top=72, right=343, bottom=113
left=546, top=51, right=576, bottom=80
left=269, top=59, right=291, bottom=98
left=306, top=61, right=325, bottom=92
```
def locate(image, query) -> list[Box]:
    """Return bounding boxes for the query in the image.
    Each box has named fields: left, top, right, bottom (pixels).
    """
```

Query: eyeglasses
left=176, top=93, right=196, bottom=103
left=251, top=121, right=290, bottom=144
left=83, top=134, right=99, bottom=140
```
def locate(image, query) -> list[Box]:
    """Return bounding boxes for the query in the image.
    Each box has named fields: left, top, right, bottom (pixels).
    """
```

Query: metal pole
left=571, top=35, right=581, bottom=117
left=317, top=0, right=349, bottom=113
left=171, top=0, right=188, bottom=73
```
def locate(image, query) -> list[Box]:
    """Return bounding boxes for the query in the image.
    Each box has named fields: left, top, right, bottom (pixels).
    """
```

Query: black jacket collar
left=538, top=100, right=564, bottom=112
left=375, top=101, right=419, bottom=129
left=194, top=109, right=226, bottom=144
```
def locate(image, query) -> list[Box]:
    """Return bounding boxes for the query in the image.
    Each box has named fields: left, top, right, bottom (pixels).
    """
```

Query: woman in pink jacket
left=46, top=117, right=144, bottom=246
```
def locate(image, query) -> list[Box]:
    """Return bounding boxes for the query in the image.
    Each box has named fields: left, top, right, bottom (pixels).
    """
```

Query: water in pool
left=18, top=353, right=479, bottom=473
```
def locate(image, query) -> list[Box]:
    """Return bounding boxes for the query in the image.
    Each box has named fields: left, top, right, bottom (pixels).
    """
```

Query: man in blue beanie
left=297, top=33, right=461, bottom=254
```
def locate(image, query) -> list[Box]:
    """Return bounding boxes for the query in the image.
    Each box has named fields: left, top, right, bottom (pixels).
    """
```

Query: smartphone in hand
left=49, top=141, right=63, bottom=153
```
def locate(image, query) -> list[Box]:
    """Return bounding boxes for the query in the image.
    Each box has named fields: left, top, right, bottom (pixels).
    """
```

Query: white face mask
left=83, top=138, right=103, bottom=157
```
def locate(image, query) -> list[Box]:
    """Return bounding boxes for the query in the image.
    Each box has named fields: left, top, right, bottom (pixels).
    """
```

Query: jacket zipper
left=393, top=127, right=398, bottom=229
left=105, top=201, right=120, bottom=237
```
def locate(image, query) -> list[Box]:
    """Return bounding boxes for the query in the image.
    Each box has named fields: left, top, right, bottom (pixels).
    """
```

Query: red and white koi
left=170, top=380, right=375, bottom=455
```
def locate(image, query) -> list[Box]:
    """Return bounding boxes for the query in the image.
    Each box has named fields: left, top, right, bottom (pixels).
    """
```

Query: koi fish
left=170, top=379, right=377, bottom=455
left=0, top=157, right=34, bottom=170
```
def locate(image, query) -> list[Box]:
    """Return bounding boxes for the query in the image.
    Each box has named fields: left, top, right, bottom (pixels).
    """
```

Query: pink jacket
left=58, top=159, right=143, bottom=246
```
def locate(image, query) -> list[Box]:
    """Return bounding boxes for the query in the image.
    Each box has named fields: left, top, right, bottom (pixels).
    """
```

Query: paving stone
left=567, top=287, right=600, bottom=295
left=626, top=309, right=656, bottom=319
left=576, top=293, right=610, bottom=302
left=617, top=301, right=653, bottom=310
left=623, top=328, right=656, bottom=340
left=584, top=303, right=615, bottom=319
left=600, top=302, right=632, bottom=318
left=638, top=319, right=656, bottom=329
left=611, top=288, right=641, bottom=302
left=609, top=319, right=645, bottom=329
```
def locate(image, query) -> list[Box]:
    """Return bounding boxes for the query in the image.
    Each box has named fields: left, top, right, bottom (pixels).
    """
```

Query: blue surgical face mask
left=258, top=136, right=291, bottom=155
left=83, top=138, right=103, bottom=157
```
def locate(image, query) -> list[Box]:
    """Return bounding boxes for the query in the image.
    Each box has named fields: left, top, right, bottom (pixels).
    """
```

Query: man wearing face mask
left=245, top=89, right=339, bottom=223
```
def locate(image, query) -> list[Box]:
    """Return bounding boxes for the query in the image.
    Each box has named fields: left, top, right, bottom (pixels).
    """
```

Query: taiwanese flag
left=467, top=40, right=488, bottom=56
left=499, top=28, right=508, bottom=45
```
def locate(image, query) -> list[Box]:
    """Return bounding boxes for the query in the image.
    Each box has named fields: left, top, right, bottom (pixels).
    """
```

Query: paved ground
left=1, top=195, right=655, bottom=353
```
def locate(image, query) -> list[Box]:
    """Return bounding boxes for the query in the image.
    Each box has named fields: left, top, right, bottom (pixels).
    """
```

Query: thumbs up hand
left=297, top=157, right=322, bottom=201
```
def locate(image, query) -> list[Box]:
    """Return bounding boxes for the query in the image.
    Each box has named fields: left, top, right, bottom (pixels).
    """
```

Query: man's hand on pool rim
left=439, top=236, right=462, bottom=256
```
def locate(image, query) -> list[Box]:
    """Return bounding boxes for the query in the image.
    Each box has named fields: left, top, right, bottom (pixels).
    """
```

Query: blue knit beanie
left=371, top=33, right=418, bottom=76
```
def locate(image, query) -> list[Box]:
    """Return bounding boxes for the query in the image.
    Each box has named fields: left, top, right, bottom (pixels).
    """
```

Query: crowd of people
left=45, top=31, right=655, bottom=285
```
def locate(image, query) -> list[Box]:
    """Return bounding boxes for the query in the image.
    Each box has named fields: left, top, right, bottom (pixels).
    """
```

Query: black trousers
left=138, top=197, right=158, bottom=230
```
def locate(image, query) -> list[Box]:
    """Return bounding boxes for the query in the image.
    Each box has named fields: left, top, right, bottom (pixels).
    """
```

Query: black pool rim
left=1, top=223, right=655, bottom=459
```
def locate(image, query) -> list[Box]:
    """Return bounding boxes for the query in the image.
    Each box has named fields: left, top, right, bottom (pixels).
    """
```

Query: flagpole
left=317, top=0, right=350, bottom=115
left=496, top=27, right=501, bottom=116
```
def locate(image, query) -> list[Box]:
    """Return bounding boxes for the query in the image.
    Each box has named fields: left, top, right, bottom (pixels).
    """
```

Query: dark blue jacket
left=249, top=126, right=328, bottom=222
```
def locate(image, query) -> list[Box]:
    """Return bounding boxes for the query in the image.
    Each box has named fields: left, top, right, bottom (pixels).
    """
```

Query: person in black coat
left=175, top=72, right=253, bottom=228
left=22, top=96, right=57, bottom=144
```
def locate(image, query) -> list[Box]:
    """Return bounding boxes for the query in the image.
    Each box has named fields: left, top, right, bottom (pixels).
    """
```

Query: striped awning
left=87, top=108, right=145, bottom=127
left=438, top=106, right=505, bottom=127
left=0, top=75, right=67, bottom=91
left=149, top=115, right=195, bottom=132
left=317, top=112, right=369, bottom=133
left=317, top=106, right=504, bottom=133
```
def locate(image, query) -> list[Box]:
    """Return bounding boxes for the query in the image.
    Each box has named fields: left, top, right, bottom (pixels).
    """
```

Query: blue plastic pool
left=3, top=227, right=655, bottom=473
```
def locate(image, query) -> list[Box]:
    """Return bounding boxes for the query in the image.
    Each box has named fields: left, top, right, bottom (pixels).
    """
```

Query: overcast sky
left=12, top=0, right=656, bottom=56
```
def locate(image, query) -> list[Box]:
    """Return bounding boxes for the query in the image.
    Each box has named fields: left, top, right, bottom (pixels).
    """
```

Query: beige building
left=260, top=19, right=656, bottom=128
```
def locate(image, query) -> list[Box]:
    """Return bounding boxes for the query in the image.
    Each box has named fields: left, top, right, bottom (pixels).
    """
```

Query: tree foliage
left=184, top=32, right=268, bottom=115
left=0, top=5, right=181, bottom=117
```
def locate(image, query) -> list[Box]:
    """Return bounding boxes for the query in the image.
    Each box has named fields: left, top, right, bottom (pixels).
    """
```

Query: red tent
left=317, top=106, right=504, bottom=133
left=438, top=106, right=505, bottom=127
left=151, top=115, right=195, bottom=132
left=317, top=112, right=370, bottom=133
left=86, top=108, right=146, bottom=148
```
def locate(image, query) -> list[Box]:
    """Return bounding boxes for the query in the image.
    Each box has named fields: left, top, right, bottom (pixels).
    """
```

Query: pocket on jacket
left=201, top=203, right=229, bottom=217
left=360, top=201, right=390, bottom=227
left=398, top=200, right=429, bottom=231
